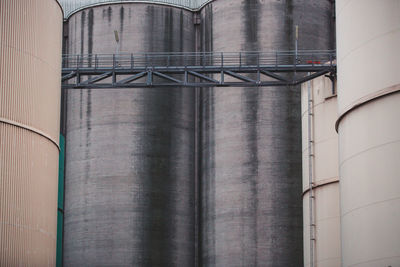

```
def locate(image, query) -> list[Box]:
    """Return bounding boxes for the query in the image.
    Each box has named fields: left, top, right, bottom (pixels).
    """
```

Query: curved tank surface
left=199, top=0, right=335, bottom=266
left=0, top=0, right=63, bottom=265
left=301, top=76, right=341, bottom=267
left=63, top=3, right=196, bottom=266
left=59, top=0, right=211, bottom=17
left=336, top=0, right=400, bottom=266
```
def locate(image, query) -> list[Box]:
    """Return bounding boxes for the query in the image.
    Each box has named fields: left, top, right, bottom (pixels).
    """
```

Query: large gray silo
left=63, top=3, right=195, bottom=266
left=198, top=0, right=335, bottom=266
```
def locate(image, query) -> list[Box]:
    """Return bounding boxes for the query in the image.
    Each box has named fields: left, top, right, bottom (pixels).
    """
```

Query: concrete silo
left=301, top=76, right=341, bottom=267
left=198, top=0, right=335, bottom=266
left=62, top=3, right=196, bottom=266
left=336, top=0, right=400, bottom=266
left=0, top=0, right=63, bottom=265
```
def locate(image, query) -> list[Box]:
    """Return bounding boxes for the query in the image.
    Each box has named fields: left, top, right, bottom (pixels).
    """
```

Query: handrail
left=62, top=50, right=336, bottom=69
left=61, top=50, right=336, bottom=88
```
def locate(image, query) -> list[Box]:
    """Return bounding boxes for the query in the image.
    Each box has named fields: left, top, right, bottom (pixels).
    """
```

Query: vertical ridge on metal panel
left=0, top=0, right=63, bottom=265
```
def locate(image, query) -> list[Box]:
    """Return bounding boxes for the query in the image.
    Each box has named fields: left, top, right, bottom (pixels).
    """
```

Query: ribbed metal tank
left=63, top=3, right=195, bottom=266
left=0, top=0, right=63, bottom=265
left=198, top=0, right=334, bottom=266
left=301, top=76, right=341, bottom=267
left=336, top=1, right=400, bottom=266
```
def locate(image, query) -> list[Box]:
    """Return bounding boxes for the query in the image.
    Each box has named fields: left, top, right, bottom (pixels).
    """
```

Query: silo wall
left=198, top=0, right=334, bottom=266
left=63, top=3, right=196, bottom=266
left=301, top=76, right=341, bottom=267
left=336, top=1, right=400, bottom=266
left=0, top=0, right=63, bottom=265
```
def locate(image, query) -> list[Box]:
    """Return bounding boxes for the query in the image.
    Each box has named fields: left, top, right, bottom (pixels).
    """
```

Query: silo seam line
left=337, top=27, right=400, bottom=63
left=0, top=43, right=60, bottom=73
left=302, top=179, right=339, bottom=196
left=346, top=255, right=400, bottom=267
left=339, top=139, right=400, bottom=167
left=0, top=118, right=60, bottom=151
left=335, top=84, right=400, bottom=131
left=341, top=195, right=400, bottom=218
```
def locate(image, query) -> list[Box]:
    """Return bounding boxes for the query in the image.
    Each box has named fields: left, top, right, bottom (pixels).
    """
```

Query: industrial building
left=0, top=0, right=399, bottom=266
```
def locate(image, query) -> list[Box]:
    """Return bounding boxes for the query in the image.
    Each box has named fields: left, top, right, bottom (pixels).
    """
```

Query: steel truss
left=61, top=51, right=336, bottom=88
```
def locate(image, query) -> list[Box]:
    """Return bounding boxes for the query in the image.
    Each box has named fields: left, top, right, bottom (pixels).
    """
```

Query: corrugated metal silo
left=336, top=0, right=400, bottom=266
left=301, top=76, right=341, bottom=267
left=0, top=0, right=63, bottom=265
left=63, top=3, right=196, bottom=266
left=198, top=0, right=334, bottom=265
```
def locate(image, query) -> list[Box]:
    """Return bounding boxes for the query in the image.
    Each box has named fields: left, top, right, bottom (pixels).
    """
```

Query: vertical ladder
left=307, top=77, right=316, bottom=267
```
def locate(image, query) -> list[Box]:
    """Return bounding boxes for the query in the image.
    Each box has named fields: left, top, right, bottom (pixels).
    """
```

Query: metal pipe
left=295, top=25, right=299, bottom=64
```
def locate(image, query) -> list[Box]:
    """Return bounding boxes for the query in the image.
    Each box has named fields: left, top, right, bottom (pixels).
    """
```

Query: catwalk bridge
left=61, top=50, right=336, bottom=89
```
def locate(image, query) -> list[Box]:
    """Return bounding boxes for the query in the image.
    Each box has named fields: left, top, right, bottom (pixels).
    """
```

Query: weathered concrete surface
left=63, top=1, right=335, bottom=266
left=64, top=4, right=196, bottom=266
left=199, top=0, right=334, bottom=266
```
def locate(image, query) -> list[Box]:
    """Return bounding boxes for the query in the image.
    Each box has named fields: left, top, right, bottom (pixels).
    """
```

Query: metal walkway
left=61, top=50, right=336, bottom=89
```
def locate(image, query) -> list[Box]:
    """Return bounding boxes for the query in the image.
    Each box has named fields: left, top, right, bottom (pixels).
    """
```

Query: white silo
left=302, top=75, right=341, bottom=267
left=336, top=0, right=400, bottom=266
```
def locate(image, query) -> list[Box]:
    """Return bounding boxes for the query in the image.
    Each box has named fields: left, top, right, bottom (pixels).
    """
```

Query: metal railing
left=61, top=50, right=336, bottom=88
left=62, top=50, right=336, bottom=70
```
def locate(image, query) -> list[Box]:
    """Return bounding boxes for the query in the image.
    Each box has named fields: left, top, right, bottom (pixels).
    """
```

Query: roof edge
left=54, top=0, right=65, bottom=17
left=62, top=0, right=217, bottom=19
